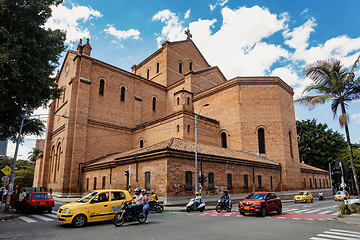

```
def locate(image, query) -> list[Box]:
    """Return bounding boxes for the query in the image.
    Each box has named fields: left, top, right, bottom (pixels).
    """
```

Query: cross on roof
left=185, top=29, right=192, bottom=40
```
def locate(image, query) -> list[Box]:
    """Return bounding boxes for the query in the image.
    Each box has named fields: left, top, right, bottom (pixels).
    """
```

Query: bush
left=337, top=203, right=360, bottom=215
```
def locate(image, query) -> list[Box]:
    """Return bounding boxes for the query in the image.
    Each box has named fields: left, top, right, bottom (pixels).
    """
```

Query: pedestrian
left=17, top=188, right=26, bottom=213
left=49, top=188, right=53, bottom=194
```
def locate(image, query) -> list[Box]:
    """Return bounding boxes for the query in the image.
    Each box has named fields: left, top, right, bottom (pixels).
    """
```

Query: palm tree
left=293, top=55, right=360, bottom=198
left=27, top=148, right=43, bottom=162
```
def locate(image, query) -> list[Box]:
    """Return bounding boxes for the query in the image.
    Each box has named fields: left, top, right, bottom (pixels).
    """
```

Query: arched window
left=140, top=140, right=144, bottom=148
left=221, top=132, right=227, bottom=148
left=120, top=86, right=126, bottom=102
left=94, top=177, right=97, bottom=190
left=187, top=97, right=190, bottom=105
left=189, top=61, right=192, bottom=71
left=177, top=125, right=180, bottom=133
left=147, top=69, right=150, bottom=79
left=99, top=79, right=105, bottom=96
left=156, top=62, right=159, bottom=73
left=270, top=176, right=273, bottom=189
left=179, top=62, right=182, bottom=74
left=177, top=97, right=180, bottom=106
left=258, top=128, right=265, bottom=154
left=152, top=97, right=156, bottom=111
left=258, top=175, right=262, bottom=189
left=289, top=131, right=293, bottom=158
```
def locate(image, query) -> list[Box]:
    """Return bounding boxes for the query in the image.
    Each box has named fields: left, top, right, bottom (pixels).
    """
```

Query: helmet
left=142, top=189, right=147, bottom=194
left=151, top=190, right=155, bottom=194
left=135, top=188, right=141, bottom=195
left=195, top=192, right=199, bottom=196
left=224, top=190, right=229, bottom=194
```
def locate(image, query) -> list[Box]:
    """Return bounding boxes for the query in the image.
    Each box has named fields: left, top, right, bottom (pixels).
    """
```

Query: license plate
left=244, top=206, right=249, bottom=210
left=40, top=202, right=45, bottom=205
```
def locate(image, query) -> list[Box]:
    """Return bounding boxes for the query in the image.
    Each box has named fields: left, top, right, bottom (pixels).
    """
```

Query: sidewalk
left=337, top=213, right=360, bottom=227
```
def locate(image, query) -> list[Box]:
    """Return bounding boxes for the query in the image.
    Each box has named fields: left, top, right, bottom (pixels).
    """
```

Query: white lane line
left=306, top=209, right=322, bottom=213
left=52, top=211, right=57, bottom=214
left=318, top=211, right=333, bottom=214
left=310, top=238, right=332, bottom=240
left=44, top=213, right=57, bottom=218
left=32, top=215, right=54, bottom=221
left=19, top=216, right=37, bottom=223
left=293, top=209, right=309, bottom=213
left=329, top=229, right=360, bottom=235
left=317, top=234, right=357, bottom=240
left=323, top=231, right=360, bottom=238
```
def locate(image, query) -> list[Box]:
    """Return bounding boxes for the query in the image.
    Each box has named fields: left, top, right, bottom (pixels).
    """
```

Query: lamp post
left=195, top=103, right=209, bottom=194
left=9, top=113, right=69, bottom=191
left=329, top=160, right=336, bottom=194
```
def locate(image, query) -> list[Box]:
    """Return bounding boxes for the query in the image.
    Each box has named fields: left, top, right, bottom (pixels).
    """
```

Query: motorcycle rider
left=142, top=189, right=149, bottom=215
left=220, top=190, right=231, bottom=209
left=149, top=190, right=157, bottom=209
left=128, top=188, right=144, bottom=219
left=194, top=192, right=201, bottom=208
left=318, top=191, right=324, bottom=201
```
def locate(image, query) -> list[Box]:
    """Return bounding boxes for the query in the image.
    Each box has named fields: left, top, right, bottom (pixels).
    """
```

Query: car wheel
left=48, top=207, right=52, bottom=213
left=240, top=211, right=245, bottom=215
left=277, top=205, right=282, bottom=215
left=305, top=199, right=308, bottom=203
left=72, top=214, right=87, bottom=228
left=258, top=207, right=266, bottom=217
left=138, top=213, right=147, bottom=223
left=311, top=199, right=313, bottom=203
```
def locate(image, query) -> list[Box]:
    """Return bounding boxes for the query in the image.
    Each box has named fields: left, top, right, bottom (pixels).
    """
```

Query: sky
left=6, top=0, right=360, bottom=160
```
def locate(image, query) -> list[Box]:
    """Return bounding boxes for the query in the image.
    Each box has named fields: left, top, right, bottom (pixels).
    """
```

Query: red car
left=24, top=192, right=55, bottom=213
left=238, top=192, right=282, bottom=217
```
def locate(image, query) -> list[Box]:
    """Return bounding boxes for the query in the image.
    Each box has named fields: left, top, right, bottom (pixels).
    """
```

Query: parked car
left=238, top=192, right=282, bottom=217
left=347, top=197, right=359, bottom=205
left=24, top=192, right=55, bottom=213
left=293, top=191, right=313, bottom=203
left=334, top=191, right=350, bottom=201
left=57, top=189, right=132, bottom=227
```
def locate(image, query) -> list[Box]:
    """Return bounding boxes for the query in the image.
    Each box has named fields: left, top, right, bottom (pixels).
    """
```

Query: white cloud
left=45, top=3, right=102, bottom=43
left=209, top=0, right=228, bottom=11
left=284, top=18, right=316, bottom=52
left=104, top=24, right=141, bottom=41
left=210, top=4, right=216, bottom=11
left=351, top=113, right=360, bottom=124
left=185, top=9, right=191, bottom=19
left=152, top=9, right=185, bottom=45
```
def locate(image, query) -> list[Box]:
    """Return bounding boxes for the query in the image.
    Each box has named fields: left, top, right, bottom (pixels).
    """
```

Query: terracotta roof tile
left=300, top=163, right=328, bottom=173
left=85, top=138, right=279, bottom=167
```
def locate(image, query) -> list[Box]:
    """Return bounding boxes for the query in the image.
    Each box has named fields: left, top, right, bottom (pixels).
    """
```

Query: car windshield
left=246, top=193, right=267, bottom=200
left=297, top=191, right=306, bottom=195
left=336, top=191, right=342, bottom=195
left=77, top=192, right=97, bottom=203
left=33, top=193, right=52, bottom=199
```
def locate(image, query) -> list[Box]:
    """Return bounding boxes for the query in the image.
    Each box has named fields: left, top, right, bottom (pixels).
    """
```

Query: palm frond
left=293, top=95, right=334, bottom=110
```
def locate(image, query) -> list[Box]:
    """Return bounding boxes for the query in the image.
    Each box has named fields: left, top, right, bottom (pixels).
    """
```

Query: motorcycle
left=319, top=195, right=325, bottom=201
left=113, top=200, right=148, bottom=227
left=216, top=198, right=232, bottom=212
left=148, top=200, right=164, bottom=213
left=186, top=198, right=205, bottom=212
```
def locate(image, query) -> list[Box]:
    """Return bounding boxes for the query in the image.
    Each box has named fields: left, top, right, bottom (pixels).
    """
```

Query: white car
left=348, top=197, right=359, bottom=205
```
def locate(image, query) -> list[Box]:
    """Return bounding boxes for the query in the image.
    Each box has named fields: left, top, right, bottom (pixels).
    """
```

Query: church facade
left=33, top=37, right=329, bottom=198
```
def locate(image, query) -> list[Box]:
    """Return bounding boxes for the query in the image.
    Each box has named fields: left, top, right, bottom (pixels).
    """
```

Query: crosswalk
left=18, top=211, right=57, bottom=223
left=282, top=207, right=338, bottom=216
left=310, top=229, right=360, bottom=240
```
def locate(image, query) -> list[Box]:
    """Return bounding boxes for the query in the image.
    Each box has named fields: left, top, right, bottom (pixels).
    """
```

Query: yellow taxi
left=57, top=189, right=132, bottom=227
left=293, top=191, right=313, bottom=203
left=335, top=191, right=350, bottom=201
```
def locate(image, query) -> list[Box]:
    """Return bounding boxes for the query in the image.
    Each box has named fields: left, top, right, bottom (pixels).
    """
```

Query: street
left=1, top=200, right=360, bottom=240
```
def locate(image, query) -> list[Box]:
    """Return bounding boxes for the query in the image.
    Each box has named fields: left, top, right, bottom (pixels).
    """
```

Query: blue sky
left=7, top=0, right=360, bottom=159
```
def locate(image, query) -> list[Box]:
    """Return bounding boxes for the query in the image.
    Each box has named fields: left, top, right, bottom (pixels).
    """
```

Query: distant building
left=0, top=140, right=7, bottom=156
left=35, top=139, right=45, bottom=152
left=33, top=37, right=329, bottom=198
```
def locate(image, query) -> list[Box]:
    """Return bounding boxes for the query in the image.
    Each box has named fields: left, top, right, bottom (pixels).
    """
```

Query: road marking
left=318, top=210, right=333, bottom=214
left=306, top=209, right=322, bottom=213
left=19, top=216, right=36, bottom=223
left=310, top=229, right=360, bottom=240
left=52, top=211, right=57, bottom=214
left=329, top=229, right=360, bottom=236
left=44, top=213, right=57, bottom=218
left=32, top=215, right=54, bottom=221
left=293, top=209, right=310, bottom=213
left=323, top=231, right=360, bottom=238
left=317, top=233, right=356, bottom=240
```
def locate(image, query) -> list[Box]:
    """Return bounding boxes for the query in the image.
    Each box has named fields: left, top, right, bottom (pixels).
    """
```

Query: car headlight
left=63, top=208, right=71, bottom=214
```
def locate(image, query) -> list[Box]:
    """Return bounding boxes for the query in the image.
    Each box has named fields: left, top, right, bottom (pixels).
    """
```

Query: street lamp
left=8, top=112, right=69, bottom=191
left=195, top=103, right=209, bottom=194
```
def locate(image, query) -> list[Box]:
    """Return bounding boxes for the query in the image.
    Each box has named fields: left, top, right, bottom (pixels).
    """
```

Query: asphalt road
left=1, top=199, right=359, bottom=240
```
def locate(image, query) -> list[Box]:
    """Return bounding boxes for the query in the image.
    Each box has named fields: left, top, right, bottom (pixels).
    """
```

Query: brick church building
left=33, top=36, right=329, bottom=198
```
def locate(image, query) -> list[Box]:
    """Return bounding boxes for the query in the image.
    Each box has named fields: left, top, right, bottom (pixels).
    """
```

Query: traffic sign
left=1, top=175, right=9, bottom=183
left=340, top=182, right=347, bottom=188
left=1, top=166, right=11, bottom=176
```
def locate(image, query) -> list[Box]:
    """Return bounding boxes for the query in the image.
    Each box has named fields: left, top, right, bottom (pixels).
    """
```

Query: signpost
left=1, top=175, right=9, bottom=209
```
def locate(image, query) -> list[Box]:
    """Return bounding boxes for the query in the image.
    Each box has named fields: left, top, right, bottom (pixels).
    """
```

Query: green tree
left=293, top=55, right=360, bottom=197
left=0, top=0, right=66, bottom=141
left=338, top=144, right=360, bottom=183
left=28, top=148, right=43, bottom=163
left=296, top=119, right=347, bottom=169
